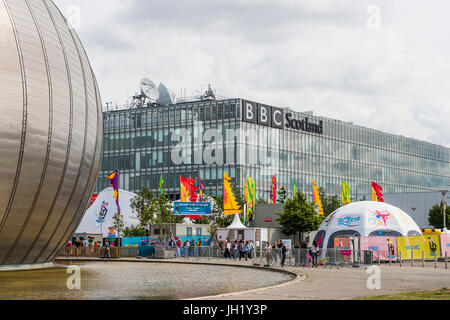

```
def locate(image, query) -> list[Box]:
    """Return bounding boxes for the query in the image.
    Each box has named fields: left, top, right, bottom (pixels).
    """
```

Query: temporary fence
left=59, top=235, right=450, bottom=269
left=60, top=246, right=133, bottom=259
left=259, top=248, right=374, bottom=268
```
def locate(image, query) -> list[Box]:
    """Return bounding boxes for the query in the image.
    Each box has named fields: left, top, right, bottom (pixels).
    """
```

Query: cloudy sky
left=54, top=0, right=450, bottom=147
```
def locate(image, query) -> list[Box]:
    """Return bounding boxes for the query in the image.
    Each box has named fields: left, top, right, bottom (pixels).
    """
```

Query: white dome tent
left=315, top=201, right=422, bottom=250
left=76, top=188, right=139, bottom=238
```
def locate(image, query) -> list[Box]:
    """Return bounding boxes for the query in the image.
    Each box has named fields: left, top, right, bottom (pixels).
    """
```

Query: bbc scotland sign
left=174, top=202, right=212, bottom=216
left=242, top=100, right=323, bottom=134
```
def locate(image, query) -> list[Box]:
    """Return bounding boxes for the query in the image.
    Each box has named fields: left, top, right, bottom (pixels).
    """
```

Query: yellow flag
left=341, top=181, right=351, bottom=205
left=312, top=180, right=324, bottom=216
left=223, top=172, right=242, bottom=215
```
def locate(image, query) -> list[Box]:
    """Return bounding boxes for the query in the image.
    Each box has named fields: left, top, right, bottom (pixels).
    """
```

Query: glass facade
left=97, top=98, right=450, bottom=202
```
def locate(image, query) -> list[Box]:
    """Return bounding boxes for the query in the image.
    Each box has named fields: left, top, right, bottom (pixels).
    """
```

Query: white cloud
left=54, top=0, right=450, bottom=147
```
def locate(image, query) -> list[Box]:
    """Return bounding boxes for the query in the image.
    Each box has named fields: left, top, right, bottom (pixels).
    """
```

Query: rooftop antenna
left=130, top=78, right=160, bottom=108
left=157, top=83, right=176, bottom=105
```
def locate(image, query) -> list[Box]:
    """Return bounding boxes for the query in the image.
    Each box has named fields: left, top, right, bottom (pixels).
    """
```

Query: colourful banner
left=198, top=174, right=204, bottom=202
left=270, top=176, right=277, bottom=204
left=180, top=176, right=191, bottom=202
left=372, top=182, right=384, bottom=202
left=159, top=175, right=164, bottom=195
left=397, top=235, right=441, bottom=260
left=360, top=237, right=397, bottom=261
left=107, top=171, right=120, bottom=215
left=312, top=180, right=324, bottom=216
left=441, top=234, right=450, bottom=258
left=223, top=172, right=242, bottom=215
left=90, top=194, right=98, bottom=206
left=245, top=176, right=256, bottom=223
left=341, top=181, right=351, bottom=205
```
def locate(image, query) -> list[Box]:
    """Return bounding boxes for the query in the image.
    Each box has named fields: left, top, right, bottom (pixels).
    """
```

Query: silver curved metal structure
left=0, top=0, right=103, bottom=266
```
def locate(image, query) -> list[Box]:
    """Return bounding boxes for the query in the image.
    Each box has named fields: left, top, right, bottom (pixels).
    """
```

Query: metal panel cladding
left=0, top=0, right=103, bottom=266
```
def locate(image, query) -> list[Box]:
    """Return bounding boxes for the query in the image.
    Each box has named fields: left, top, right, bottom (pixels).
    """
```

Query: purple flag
left=107, top=171, right=121, bottom=215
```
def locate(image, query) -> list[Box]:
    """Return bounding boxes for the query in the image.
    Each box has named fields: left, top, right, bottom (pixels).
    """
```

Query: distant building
left=97, top=96, right=450, bottom=204
left=254, top=204, right=316, bottom=245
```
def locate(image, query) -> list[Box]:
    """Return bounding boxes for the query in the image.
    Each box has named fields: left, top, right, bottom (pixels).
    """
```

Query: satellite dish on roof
left=140, top=78, right=159, bottom=101
left=157, top=83, right=176, bottom=105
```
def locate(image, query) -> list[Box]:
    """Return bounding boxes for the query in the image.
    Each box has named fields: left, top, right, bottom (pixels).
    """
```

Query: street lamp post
left=439, top=190, right=448, bottom=232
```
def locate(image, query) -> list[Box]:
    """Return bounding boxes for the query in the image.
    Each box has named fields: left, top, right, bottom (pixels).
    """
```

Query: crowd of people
left=220, top=238, right=255, bottom=261
left=65, top=239, right=115, bottom=259
left=263, top=239, right=320, bottom=268
left=64, top=236, right=323, bottom=268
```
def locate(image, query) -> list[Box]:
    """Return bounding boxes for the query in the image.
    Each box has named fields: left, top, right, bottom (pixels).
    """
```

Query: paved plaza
left=56, top=257, right=450, bottom=300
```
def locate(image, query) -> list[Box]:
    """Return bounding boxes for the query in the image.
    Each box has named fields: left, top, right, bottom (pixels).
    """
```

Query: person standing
left=103, top=240, right=111, bottom=259
left=264, top=242, right=273, bottom=266
left=233, top=240, right=239, bottom=260
left=176, top=239, right=182, bottom=258
left=244, top=241, right=250, bottom=261
left=294, top=242, right=301, bottom=266
left=311, top=240, right=319, bottom=267
left=238, top=240, right=245, bottom=261
left=183, top=240, right=190, bottom=257
left=248, top=240, right=255, bottom=259
left=225, top=238, right=232, bottom=259
left=272, top=242, right=279, bottom=265
left=281, top=243, right=287, bottom=267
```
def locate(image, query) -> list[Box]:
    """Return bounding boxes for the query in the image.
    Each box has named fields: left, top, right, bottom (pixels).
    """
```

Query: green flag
left=341, top=181, right=351, bottom=205
left=293, top=181, right=296, bottom=196
left=159, top=175, right=164, bottom=194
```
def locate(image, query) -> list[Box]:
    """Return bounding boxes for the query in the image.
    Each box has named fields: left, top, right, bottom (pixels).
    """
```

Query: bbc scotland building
left=97, top=98, right=450, bottom=201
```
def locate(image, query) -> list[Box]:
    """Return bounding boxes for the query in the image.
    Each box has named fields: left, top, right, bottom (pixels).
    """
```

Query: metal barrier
left=60, top=246, right=137, bottom=259
left=60, top=246, right=379, bottom=269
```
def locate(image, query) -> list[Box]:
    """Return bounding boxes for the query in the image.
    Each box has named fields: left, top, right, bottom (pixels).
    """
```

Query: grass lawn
left=358, top=288, right=450, bottom=300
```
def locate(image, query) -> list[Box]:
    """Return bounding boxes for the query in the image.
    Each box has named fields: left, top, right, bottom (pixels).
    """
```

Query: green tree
left=428, top=202, right=450, bottom=229
left=211, top=196, right=233, bottom=229
left=318, top=187, right=341, bottom=217
left=153, top=192, right=183, bottom=243
left=112, top=213, right=125, bottom=246
left=360, top=195, right=367, bottom=201
left=122, top=225, right=147, bottom=237
left=275, top=190, right=322, bottom=243
left=278, top=186, right=287, bottom=203
left=130, top=187, right=155, bottom=229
